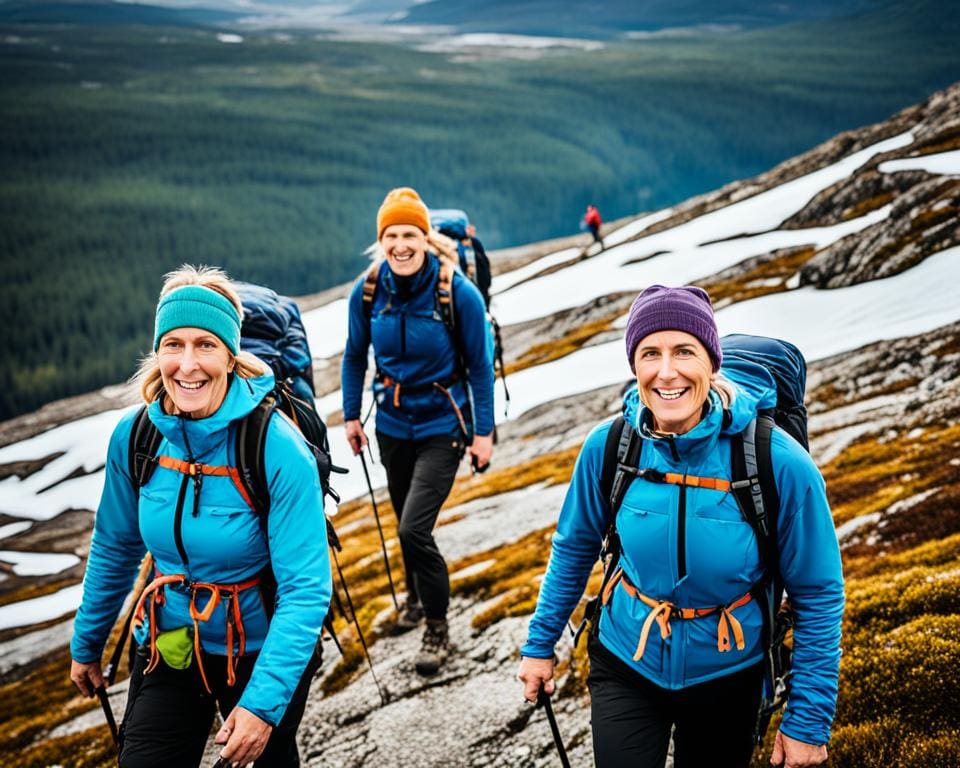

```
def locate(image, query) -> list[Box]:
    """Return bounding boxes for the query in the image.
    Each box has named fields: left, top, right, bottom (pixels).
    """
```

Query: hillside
left=1, top=82, right=959, bottom=766
left=2, top=0, right=960, bottom=421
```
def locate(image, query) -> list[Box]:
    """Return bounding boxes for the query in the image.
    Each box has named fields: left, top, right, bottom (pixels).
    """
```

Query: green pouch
left=155, top=626, right=194, bottom=670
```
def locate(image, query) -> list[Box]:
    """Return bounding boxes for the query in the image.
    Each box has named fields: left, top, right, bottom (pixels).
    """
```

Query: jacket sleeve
left=453, top=274, right=495, bottom=437
left=520, top=422, right=610, bottom=658
left=237, top=415, right=332, bottom=726
left=341, top=275, right=370, bottom=422
left=71, top=408, right=148, bottom=663
left=772, top=431, right=845, bottom=746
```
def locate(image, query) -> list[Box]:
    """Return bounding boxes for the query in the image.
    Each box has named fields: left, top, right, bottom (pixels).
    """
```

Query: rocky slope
left=1, top=83, right=959, bottom=768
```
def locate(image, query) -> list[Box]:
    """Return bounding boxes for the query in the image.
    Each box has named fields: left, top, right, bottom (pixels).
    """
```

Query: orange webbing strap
left=134, top=571, right=262, bottom=693
left=155, top=455, right=256, bottom=513
left=188, top=573, right=261, bottom=692
left=607, top=569, right=753, bottom=661
left=133, top=573, right=188, bottom=675
left=432, top=382, right=469, bottom=437
left=662, top=473, right=731, bottom=492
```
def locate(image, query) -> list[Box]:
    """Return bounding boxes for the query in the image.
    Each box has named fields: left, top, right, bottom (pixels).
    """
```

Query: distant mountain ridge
left=397, top=0, right=880, bottom=37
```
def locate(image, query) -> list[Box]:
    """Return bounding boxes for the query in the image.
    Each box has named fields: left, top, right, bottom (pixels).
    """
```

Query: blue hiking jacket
left=71, top=372, right=332, bottom=726
left=341, top=254, right=495, bottom=441
left=521, top=371, right=844, bottom=746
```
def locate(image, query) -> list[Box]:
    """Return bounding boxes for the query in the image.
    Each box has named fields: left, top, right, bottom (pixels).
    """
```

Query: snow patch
left=0, top=550, right=80, bottom=576
left=878, top=149, right=960, bottom=176
left=0, top=583, right=83, bottom=630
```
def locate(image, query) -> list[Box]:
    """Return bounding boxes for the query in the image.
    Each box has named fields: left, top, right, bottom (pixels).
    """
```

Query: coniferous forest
left=1, top=0, right=958, bottom=419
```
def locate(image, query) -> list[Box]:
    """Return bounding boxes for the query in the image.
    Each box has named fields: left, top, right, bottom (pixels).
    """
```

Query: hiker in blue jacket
left=70, top=265, right=331, bottom=768
left=342, top=187, right=494, bottom=675
left=518, top=286, right=844, bottom=768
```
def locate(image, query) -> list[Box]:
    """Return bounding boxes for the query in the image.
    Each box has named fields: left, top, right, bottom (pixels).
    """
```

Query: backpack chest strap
left=155, top=455, right=256, bottom=512
left=622, top=465, right=732, bottom=492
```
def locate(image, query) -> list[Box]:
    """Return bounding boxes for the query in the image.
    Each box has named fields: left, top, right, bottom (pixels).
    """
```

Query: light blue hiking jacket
left=71, top=372, right=332, bottom=726
left=522, top=370, right=844, bottom=745
left=341, top=253, right=495, bottom=441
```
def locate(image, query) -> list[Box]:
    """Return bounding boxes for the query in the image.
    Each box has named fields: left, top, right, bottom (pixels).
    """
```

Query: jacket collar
left=147, top=371, right=275, bottom=459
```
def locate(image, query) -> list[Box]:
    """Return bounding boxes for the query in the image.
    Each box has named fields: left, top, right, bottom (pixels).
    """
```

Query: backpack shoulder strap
left=128, top=405, right=163, bottom=490
left=435, top=255, right=457, bottom=335
left=599, top=415, right=642, bottom=535
left=730, top=413, right=781, bottom=575
left=361, top=260, right=383, bottom=321
left=234, top=397, right=277, bottom=526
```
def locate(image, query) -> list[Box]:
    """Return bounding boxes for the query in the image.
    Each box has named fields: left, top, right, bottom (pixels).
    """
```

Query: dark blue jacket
left=341, top=254, right=494, bottom=441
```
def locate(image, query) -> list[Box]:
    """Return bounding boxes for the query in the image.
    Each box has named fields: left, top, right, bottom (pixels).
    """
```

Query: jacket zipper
left=677, top=485, right=687, bottom=581
left=173, top=472, right=190, bottom=567
left=400, top=312, right=406, bottom=358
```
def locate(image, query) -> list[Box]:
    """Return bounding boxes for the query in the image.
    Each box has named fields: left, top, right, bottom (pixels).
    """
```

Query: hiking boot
left=390, top=602, right=425, bottom=636
left=414, top=619, right=449, bottom=676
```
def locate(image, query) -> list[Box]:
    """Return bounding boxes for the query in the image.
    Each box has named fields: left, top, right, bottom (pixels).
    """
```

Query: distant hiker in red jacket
left=584, top=204, right=604, bottom=249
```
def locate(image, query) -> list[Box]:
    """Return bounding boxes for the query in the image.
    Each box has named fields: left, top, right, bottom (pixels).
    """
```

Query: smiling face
left=158, top=327, right=234, bottom=419
left=380, top=223, right=427, bottom=276
left=634, top=330, right=715, bottom=435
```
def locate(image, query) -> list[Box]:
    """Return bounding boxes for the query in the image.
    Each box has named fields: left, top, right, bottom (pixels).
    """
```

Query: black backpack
left=590, top=334, right=808, bottom=743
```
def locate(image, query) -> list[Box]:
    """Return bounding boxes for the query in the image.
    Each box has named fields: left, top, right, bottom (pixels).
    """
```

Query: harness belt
left=601, top=569, right=752, bottom=661
left=133, top=569, right=262, bottom=693
left=376, top=373, right=469, bottom=436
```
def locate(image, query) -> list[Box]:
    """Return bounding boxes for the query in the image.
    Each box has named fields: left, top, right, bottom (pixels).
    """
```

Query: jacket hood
left=622, top=360, right=777, bottom=443
left=148, top=370, right=276, bottom=458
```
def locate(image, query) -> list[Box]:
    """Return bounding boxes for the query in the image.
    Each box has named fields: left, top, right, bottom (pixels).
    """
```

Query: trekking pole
left=94, top=685, right=119, bottom=749
left=491, top=316, right=510, bottom=417
left=358, top=451, right=400, bottom=612
left=326, top=519, right=388, bottom=706
left=536, top=683, right=571, bottom=768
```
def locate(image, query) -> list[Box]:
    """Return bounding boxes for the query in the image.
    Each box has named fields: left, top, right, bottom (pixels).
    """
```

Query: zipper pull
left=192, top=463, right=203, bottom=517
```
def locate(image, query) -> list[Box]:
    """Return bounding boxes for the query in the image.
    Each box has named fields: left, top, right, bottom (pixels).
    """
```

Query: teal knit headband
left=153, top=285, right=241, bottom=355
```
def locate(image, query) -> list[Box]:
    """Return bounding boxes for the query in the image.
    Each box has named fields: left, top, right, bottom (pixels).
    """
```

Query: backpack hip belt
left=602, top=568, right=752, bottom=661
left=376, top=372, right=469, bottom=437
left=133, top=569, right=262, bottom=693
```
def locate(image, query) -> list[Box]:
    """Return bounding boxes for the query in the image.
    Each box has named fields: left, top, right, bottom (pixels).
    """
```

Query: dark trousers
left=376, top=430, right=463, bottom=621
left=588, top=637, right=762, bottom=768
left=118, top=643, right=321, bottom=768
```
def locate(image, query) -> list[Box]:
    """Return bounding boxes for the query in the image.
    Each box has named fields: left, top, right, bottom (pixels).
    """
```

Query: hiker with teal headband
left=70, top=265, right=332, bottom=768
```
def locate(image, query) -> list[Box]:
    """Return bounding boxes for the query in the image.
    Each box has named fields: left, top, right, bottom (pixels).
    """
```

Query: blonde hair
left=711, top=373, right=736, bottom=409
left=133, top=264, right=266, bottom=404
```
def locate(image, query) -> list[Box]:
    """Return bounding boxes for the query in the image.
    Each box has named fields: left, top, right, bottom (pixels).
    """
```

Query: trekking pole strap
left=536, top=684, right=572, bottom=768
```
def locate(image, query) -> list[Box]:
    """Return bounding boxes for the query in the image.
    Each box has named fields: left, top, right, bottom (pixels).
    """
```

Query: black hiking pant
left=587, top=636, right=762, bottom=768
left=118, top=642, right=322, bottom=767
left=376, top=430, right=463, bottom=621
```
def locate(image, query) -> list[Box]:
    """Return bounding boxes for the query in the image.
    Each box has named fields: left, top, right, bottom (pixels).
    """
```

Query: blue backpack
left=591, top=334, right=808, bottom=743
left=235, top=282, right=315, bottom=403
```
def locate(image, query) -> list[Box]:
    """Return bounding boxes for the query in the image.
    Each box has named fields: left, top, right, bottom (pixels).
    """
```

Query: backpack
left=430, top=208, right=493, bottom=308
left=590, top=333, right=807, bottom=744
left=235, top=282, right=315, bottom=403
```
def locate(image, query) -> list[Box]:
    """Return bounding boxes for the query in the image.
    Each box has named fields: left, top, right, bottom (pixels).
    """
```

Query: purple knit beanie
left=624, top=285, right=722, bottom=372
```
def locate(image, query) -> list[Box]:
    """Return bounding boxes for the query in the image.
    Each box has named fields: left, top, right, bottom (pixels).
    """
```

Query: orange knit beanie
left=376, top=187, right=430, bottom=239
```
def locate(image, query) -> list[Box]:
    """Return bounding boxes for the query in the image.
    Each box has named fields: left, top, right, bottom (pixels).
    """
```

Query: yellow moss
left=1, top=726, right=116, bottom=768
left=701, top=246, right=815, bottom=305
left=506, top=317, right=615, bottom=376
left=841, top=191, right=896, bottom=221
